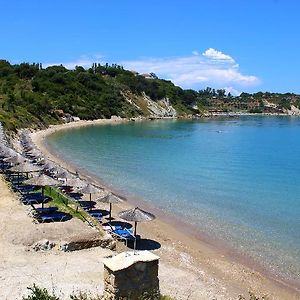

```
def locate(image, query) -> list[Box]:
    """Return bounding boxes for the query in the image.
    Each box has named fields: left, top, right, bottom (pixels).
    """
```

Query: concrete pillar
left=102, top=250, right=160, bottom=300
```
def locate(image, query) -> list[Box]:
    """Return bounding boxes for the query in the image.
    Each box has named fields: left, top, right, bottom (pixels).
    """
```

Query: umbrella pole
left=109, top=203, right=112, bottom=222
left=134, top=236, right=137, bottom=254
left=90, top=193, right=92, bottom=201
left=42, top=186, right=44, bottom=209
left=134, top=221, right=137, bottom=237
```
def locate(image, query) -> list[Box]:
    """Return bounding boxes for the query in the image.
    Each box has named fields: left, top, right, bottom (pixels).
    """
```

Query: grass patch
left=41, top=186, right=103, bottom=232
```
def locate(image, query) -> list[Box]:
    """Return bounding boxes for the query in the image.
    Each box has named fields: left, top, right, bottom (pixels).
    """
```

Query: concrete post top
left=103, top=250, right=160, bottom=272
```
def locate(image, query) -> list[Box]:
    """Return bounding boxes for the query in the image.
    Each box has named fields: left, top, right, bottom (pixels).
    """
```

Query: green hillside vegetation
left=0, top=60, right=196, bottom=130
left=0, top=59, right=299, bottom=131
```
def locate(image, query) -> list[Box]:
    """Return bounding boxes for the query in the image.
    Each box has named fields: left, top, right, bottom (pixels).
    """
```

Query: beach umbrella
left=23, top=174, right=61, bottom=207
left=66, top=177, right=87, bottom=189
left=0, top=148, right=16, bottom=169
left=96, top=192, right=121, bottom=222
left=79, top=183, right=102, bottom=201
left=0, top=148, right=17, bottom=158
left=56, top=169, right=70, bottom=179
left=67, top=176, right=86, bottom=188
left=55, top=169, right=73, bottom=186
left=24, top=173, right=61, bottom=188
left=42, top=161, right=57, bottom=171
left=48, top=165, right=62, bottom=175
left=26, top=149, right=43, bottom=158
left=9, top=161, right=42, bottom=184
left=4, top=154, right=27, bottom=165
left=9, top=162, right=42, bottom=173
left=119, top=207, right=155, bottom=236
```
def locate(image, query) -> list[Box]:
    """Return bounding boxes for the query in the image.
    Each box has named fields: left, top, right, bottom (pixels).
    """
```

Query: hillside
left=0, top=60, right=194, bottom=130
left=0, top=60, right=300, bottom=130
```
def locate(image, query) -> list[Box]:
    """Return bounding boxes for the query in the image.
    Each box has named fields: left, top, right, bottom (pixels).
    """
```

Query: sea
left=47, top=116, right=300, bottom=286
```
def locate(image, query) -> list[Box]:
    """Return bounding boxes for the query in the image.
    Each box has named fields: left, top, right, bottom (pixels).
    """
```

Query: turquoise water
left=48, top=117, right=300, bottom=284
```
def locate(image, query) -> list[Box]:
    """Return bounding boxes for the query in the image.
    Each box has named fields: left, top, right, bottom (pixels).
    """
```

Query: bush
left=22, top=284, right=59, bottom=300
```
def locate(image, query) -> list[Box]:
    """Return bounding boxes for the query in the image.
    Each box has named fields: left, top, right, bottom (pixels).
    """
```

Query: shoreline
left=30, top=118, right=300, bottom=299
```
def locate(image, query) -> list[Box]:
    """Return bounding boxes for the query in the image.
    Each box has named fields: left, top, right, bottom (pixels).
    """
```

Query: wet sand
left=7, top=118, right=298, bottom=299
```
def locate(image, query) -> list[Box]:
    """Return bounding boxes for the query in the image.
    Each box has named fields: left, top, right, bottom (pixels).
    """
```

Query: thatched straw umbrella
left=66, top=177, right=87, bottom=189
left=9, top=162, right=41, bottom=173
left=79, top=183, right=102, bottom=201
left=56, top=170, right=69, bottom=179
left=42, top=161, right=57, bottom=171
left=9, top=161, right=42, bottom=183
left=23, top=174, right=61, bottom=208
left=4, top=154, right=27, bottom=165
left=0, top=148, right=17, bottom=159
left=24, top=173, right=61, bottom=188
left=119, top=207, right=155, bottom=236
left=96, top=193, right=122, bottom=222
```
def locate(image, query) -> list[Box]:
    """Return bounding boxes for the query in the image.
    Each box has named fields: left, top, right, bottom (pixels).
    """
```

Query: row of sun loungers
left=0, top=126, right=139, bottom=245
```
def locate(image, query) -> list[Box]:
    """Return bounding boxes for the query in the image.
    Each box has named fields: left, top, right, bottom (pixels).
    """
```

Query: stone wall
left=102, top=251, right=160, bottom=300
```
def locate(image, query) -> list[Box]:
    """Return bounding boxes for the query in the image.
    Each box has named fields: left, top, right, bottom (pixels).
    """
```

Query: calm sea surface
left=48, top=117, right=300, bottom=283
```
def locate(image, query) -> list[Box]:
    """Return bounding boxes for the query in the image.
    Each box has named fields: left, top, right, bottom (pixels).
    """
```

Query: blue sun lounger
left=37, top=211, right=70, bottom=223
left=87, top=210, right=103, bottom=221
left=109, top=225, right=135, bottom=243
left=22, top=194, right=49, bottom=205
left=113, top=228, right=135, bottom=240
left=35, top=207, right=58, bottom=214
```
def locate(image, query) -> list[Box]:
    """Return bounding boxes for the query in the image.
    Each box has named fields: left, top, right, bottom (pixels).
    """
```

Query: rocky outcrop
left=142, top=93, right=177, bottom=118
left=60, top=233, right=116, bottom=252
left=286, top=105, right=300, bottom=115
left=31, top=234, right=116, bottom=252
left=32, top=239, right=56, bottom=251
left=122, top=91, right=177, bottom=118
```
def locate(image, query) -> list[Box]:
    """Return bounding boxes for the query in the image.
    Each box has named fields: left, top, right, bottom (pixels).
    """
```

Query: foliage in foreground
left=22, top=284, right=59, bottom=300
left=22, top=285, right=172, bottom=300
left=23, top=285, right=270, bottom=300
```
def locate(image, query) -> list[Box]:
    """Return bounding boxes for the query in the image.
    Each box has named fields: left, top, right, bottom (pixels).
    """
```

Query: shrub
left=22, top=284, right=59, bottom=300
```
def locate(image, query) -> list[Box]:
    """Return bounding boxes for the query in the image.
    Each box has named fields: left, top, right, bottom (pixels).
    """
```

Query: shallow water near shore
left=47, top=116, right=300, bottom=286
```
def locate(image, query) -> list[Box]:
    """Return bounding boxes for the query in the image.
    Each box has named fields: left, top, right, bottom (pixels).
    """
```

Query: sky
left=1, top=0, right=300, bottom=94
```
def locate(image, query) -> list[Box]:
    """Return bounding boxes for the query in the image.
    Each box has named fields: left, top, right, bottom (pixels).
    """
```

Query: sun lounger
left=105, top=223, right=135, bottom=243
left=35, top=207, right=58, bottom=214
left=14, top=184, right=35, bottom=194
left=37, top=211, right=70, bottom=223
left=87, top=210, right=103, bottom=221
left=78, top=201, right=95, bottom=211
left=22, top=194, right=49, bottom=205
left=113, top=228, right=135, bottom=240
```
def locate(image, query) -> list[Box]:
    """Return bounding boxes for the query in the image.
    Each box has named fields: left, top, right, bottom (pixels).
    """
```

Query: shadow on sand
left=127, top=238, right=161, bottom=251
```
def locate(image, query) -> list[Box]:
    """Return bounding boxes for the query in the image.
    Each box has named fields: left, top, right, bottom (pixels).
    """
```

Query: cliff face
left=122, top=91, right=177, bottom=118
left=285, top=105, right=300, bottom=116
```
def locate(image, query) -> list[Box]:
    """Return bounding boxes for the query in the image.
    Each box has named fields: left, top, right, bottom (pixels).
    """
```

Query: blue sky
left=1, top=0, right=299, bottom=94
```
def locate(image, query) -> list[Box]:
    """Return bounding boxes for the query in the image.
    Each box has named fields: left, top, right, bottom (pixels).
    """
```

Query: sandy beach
left=0, top=118, right=299, bottom=299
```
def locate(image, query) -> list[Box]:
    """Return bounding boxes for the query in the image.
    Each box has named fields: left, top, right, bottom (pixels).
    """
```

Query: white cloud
left=43, top=48, right=260, bottom=92
left=202, top=48, right=235, bottom=62
left=120, top=49, right=260, bottom=91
